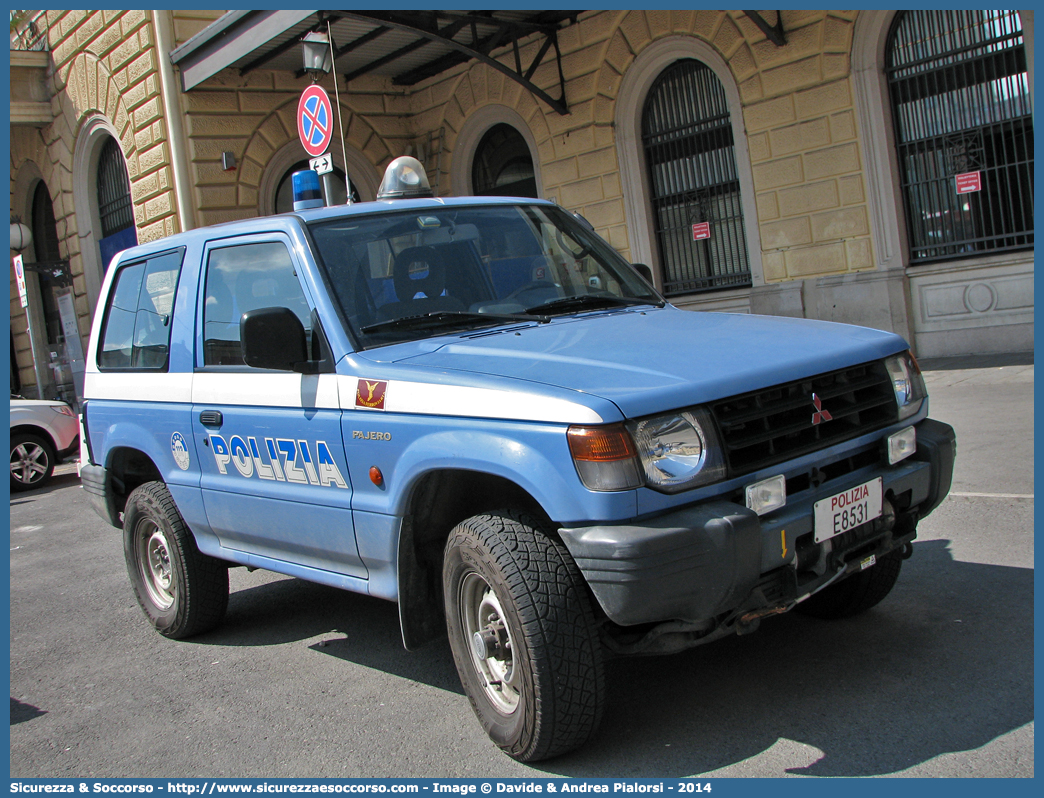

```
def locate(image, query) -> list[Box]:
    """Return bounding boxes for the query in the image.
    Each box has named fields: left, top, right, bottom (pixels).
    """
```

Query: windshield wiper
left=361, top=310, right=550, bottom=335
left=523, top=294, right=665, bottom=316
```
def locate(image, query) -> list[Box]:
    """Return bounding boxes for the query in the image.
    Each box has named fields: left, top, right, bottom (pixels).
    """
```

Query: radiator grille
left=710, top=361, right=898, bottom=475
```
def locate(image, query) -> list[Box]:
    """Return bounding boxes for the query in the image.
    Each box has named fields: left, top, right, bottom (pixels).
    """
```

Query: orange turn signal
left=567, top=424, right=643, bottom=491
left=567, top=424, right=637, bottom=462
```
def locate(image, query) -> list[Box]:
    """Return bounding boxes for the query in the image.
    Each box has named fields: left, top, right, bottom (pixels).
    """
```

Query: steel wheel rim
left=11, top=441, right=48, bottom=486
left=136, top=519, right=175, bottom=610
left=459, top=571, right=520, bottom=713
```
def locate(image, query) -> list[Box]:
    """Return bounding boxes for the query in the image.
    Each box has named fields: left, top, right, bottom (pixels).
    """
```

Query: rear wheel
left=796, top=548, right=903, bottom=620
left=10, top=432, right=55, bottom=491
left=443, top=511, right=605, bottom=762
left=123, top=482, right=229, bottom=638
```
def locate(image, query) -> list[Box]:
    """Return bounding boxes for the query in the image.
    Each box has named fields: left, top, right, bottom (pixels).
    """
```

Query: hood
left=391, top=306, right=908, bottom=418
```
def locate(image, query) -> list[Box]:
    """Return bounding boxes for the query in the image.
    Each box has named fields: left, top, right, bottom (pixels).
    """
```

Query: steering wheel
left=503, top=280, right=560, bottom=306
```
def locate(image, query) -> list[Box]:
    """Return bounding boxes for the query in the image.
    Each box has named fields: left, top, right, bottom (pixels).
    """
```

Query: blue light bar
left=292, top=170, right=324, bottom=211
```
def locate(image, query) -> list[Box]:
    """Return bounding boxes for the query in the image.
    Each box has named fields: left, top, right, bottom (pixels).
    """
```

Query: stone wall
left=9, top=11, right=176, bottom=371
left=9, top=9, right=1033, bottom=391
left=406, top=10, right=871, bottom=291
left=183, top=71, right=411, bottom=226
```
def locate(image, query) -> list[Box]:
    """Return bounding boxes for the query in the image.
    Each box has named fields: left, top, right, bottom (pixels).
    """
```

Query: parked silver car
left=10, top=397, right=80, bottom=491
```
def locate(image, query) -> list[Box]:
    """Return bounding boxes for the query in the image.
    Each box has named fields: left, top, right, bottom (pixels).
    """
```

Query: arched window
left=30, top=181, right=62, bottom=347
left=641, top=59, right=751, bottom=296
left=96, top=136, right=136, bottom=271
left=471, top=124, right=537, bottom=198
left=886, top=10, right=1033, bottom=264
left=274, top=159, right=355, bottom=213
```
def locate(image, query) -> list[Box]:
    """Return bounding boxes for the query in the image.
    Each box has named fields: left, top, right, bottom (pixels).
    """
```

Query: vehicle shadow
left=536, top=539, right=1033, bottom=777
left=10, top=697, right=47, bottom=725
left=191, top=572, right=465, bottom=696
left=189, top=539, right=1031, bottom=776
left=9, top=471, right=81, bottom=502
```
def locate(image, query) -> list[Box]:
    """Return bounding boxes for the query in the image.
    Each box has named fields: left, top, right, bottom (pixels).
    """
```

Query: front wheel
left=123, top=482, right=229, bottom=638
left=443, top=511, right=605, bottom=762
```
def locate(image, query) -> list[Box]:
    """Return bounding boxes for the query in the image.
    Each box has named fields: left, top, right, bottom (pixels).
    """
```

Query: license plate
left=814, top=477, right=883, bottom=543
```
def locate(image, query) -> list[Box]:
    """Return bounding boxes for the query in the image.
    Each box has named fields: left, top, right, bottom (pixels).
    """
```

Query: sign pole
left=321, top=172, right=336, bottom=208
left=327, top=19, right=353, bottom=203
left=12, top=254, right=48, bottom=399
left=298, top=84, right=337, bottom=207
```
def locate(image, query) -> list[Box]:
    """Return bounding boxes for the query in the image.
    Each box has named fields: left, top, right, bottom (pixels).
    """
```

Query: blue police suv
left=80, top=157, right=955, bottom=761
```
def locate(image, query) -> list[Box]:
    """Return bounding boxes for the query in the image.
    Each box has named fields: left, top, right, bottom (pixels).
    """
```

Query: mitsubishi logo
left=811, top=393, right=833, bottom=426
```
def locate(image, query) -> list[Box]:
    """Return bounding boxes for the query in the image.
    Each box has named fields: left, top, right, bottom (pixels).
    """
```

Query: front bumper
left=559, top=418, right=956, bottom=628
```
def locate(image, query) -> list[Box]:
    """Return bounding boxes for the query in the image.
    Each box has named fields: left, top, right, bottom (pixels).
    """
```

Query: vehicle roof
left=110, top=195, right=556, bottom=261
left=297, top=194, right=556, bottom=222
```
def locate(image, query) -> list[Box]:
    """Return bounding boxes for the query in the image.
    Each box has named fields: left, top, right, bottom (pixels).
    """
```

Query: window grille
left=886, top=10, right=1033, bottom=264
left=31, top=181, right=63, bottom=346
left=642, top=59, right=751, bottom=295
left=97, top=138, right=134, bottom=239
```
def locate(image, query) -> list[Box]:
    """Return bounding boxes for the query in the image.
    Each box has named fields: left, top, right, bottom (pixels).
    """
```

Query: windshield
left=308, top=204, right=663, bottom=348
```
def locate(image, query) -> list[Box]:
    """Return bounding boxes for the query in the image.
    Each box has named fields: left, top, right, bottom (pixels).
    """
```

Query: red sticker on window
left=692, top=222, right=711, bottom=240
left=356, top=379, right=388, bottom=410
left=955, top=171, right=982, bottom=194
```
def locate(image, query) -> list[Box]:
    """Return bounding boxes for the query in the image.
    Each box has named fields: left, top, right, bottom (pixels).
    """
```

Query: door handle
left=199, top=410, right=223, bottom=428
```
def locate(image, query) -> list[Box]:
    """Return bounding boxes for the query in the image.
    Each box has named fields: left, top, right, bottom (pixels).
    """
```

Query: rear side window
left=98, top=249, right=184, bottom=370
left=202, top=241, right=312, bottom=367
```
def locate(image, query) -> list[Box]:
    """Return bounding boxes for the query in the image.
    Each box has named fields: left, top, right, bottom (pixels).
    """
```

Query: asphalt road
left=9, top=355, right=1033, bottom=778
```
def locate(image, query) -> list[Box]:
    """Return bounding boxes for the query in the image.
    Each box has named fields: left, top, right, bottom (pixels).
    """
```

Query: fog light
left=745, top=474, right=786, bottom=516
left=887, top=426, right=917, bottom=465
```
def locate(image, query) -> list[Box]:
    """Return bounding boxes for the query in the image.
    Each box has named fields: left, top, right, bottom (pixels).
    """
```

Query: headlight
left=626, top=407, right=725, bottom=493
left=884, top=351, right=927, bottom=421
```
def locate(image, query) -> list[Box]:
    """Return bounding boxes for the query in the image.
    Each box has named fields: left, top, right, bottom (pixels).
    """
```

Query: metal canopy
left=171, top=9, right=580, bottom=115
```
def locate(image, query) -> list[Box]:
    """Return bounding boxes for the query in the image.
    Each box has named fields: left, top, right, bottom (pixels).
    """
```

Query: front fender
left=344, top=415, right=637, bottom=524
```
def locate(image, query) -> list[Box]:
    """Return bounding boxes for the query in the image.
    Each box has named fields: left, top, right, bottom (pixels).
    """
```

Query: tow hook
left=736, top=605, right=788, bottom=635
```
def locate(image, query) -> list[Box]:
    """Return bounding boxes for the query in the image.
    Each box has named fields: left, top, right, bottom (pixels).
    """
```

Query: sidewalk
left=919, top=350, right=1034, bottom=390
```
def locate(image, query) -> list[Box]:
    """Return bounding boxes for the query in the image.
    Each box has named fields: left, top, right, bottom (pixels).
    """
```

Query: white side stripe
left=85, top=370, right=605, bottom=424
left=372, top=377, right=604, bottom=425
left=193, top=372, right=340, bottom=408
left=85, top=372, right=193, bottom=403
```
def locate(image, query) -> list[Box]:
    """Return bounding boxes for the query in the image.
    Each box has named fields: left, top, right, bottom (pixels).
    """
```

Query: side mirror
left=241, top=307, right=313, bottom=372
left=632, top=263, right=654, bottom=284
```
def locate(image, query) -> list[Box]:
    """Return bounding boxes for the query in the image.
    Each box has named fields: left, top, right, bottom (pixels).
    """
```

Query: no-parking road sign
left=298, top=85, right=334, bottom=158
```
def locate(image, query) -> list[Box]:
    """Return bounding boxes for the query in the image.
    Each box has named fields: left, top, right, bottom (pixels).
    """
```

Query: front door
left=191, top=234, right=365, bottom=578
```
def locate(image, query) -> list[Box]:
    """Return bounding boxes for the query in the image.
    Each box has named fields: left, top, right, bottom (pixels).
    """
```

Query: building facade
left=9, top=9, right=1035, bottom=402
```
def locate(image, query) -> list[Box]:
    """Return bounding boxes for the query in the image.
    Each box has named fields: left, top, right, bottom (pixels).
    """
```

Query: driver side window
left=202, top=241, right=311, bottom=367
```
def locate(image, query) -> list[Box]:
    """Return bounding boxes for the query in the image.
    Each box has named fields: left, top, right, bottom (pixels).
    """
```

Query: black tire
left=443, top=511, right=605, bottom=762
left=796, top=548, right=903, bottom=620
left=123, top=481, right=229, bottom=638
left=10, top=431, right=55, bottom=492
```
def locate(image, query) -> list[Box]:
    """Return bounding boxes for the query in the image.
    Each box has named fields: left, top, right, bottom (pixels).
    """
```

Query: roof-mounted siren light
left=292, top=170, right=325, bottom=211
left=376, top=156, right=433, bottom=201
